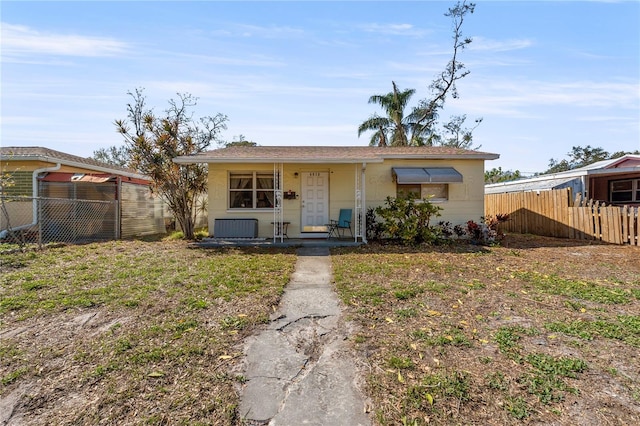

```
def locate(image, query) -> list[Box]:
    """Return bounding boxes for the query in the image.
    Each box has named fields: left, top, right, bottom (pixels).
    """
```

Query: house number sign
left=308, top=172, right=321, bottom=177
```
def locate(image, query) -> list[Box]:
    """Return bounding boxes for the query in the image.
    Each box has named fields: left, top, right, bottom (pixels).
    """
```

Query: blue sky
left=2, top=1, right=639, bottom=174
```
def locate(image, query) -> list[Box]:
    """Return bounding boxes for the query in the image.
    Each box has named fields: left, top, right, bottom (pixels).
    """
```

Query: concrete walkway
left=238, top=247, right=370, bottom=425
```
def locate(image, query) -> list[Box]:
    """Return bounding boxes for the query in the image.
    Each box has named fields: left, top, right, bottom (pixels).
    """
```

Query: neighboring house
left=174, top=146, right=499, bottom=241
left=0, top=146, right=167, bottom=239
left=485, top=155, right=640, bottom=206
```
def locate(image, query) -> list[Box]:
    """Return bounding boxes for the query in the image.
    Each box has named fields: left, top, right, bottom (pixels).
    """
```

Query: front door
left=301, top=171, right=329, bottom=231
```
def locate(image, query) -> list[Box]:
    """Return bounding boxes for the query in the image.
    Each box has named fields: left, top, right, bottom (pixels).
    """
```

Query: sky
left=1, top=1, right=639, bottom=175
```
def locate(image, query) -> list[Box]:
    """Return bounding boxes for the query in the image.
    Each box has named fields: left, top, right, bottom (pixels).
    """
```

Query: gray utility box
left=213, top=218, right=258, bottom=238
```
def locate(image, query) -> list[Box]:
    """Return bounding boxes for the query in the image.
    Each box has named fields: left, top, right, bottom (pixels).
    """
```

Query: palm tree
left=358, top=81, right=416, bottom=147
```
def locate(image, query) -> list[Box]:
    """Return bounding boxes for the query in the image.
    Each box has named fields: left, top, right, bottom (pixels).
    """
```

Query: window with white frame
left=392, top=167, right=460, bottom=202
left=610, top=178, right=640, bottom=204
left=397, top=183, right=448, bottom=201
left=229, top=172, right=275, bottom=209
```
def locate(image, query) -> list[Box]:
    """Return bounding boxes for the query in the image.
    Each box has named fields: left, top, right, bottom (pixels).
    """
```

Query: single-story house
left=0, top=146, right=167, bottom=240
left=174, top=146, right=499, bottom=242
left=485, top=154, right=640, bottom=206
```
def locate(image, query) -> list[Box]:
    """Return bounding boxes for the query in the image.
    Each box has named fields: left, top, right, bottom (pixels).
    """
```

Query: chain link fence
left=1, top=195, right=117, bottom=247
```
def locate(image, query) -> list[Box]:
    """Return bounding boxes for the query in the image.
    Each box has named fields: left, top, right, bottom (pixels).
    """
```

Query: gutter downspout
left=31, top=164, right=62, bottom=228
left=0, top=163, right=62, bottom=238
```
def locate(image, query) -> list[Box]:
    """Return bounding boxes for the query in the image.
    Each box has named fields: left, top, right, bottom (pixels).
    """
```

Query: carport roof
left=0, top=146, right=149, bottom=180
left=174, top=146, right=499, bottom=164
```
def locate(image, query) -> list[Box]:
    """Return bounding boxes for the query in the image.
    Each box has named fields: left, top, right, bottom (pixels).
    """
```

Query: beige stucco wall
left=365, top=158, right=486, bottom=225
left=207, top=158, right=487, bottom=239
left=208, top=163, right=340, bottom=238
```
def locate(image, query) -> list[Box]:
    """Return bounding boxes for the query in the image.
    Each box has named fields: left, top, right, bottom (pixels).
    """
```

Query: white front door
left=301, top=171, right=329, bottom=230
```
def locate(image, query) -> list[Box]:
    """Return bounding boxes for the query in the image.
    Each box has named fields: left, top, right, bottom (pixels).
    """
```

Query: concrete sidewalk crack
left=238, top=246, right=370, bottom=425
left=275, top=314, right=332, bottom=331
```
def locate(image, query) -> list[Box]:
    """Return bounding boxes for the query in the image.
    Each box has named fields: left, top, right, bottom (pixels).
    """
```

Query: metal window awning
left=392, top=167, right=463, bottom=184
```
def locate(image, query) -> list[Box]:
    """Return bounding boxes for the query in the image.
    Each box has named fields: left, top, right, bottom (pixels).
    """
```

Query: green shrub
left=375, top=194, right=443, bottom=245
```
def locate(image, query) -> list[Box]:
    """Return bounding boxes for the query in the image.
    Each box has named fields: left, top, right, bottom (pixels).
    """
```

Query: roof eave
left=381, top=153, right=500, bottom=161
left=486, top=165, right=640, bottom=189
left=173, top=153, right=499, bottom=164
left=585, top=166, right=640, bottom=176
left=4, top=154, right=149, bottom=181
left=173, top=157, right=384, bottom=164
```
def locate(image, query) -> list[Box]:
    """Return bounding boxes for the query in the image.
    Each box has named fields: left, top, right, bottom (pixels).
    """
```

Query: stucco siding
left=207, top=163, right=356, bottom=238
left=206, top=159, right=486, bottom=239
left=365, top=159, right=485, bottom=226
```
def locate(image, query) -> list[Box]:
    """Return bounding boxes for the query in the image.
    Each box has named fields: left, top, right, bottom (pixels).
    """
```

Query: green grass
left=0, top=241, right=293, bottom=320
left=486, top=371, right=509, bottom=391
left=525, top=353, right=587, bottom=380
left=332, top=239, right=640, bottom=426
left=388, top=356, right=414, bottom=370
left=2, top=367, right=29, bottom=386
left=422, top=370, right=470, bottom=402
left=545, top=315, right=640, bottom=347
left=506, top=396, right=529, bottom=419
left=0, top=240, right=296, bottom=424
left=494, top=325, right=537, bottom=360
left=3, top=236, right=636, bottom=425
left=514, top=271, right=632, bottom=304
left=413, top=326, right=471, bottom=347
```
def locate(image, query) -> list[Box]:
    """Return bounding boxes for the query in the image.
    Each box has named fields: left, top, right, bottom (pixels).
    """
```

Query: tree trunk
left=176, top=211, right=195, bottom=240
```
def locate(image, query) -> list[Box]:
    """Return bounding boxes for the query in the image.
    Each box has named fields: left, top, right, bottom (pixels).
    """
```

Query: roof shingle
left=175, top=145, right=499, bottom=164
left=0, top=146, right=148, bottom=179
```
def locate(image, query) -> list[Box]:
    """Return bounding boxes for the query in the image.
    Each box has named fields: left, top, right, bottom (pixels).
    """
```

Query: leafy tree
left=224, top=134, right=258, bottom=147
left=485, top=167, right=522, bottom=183
left=438, top=115, right=483, bottom=149
left=410, top=1, right=476, bottom=144
left=91, top=145, right=130, bottom=167
left=610, top=150, right=640, bottom=159
left=114, top=88, right=228, bottom=239
left=358, top=1, right=478, bottom=147
left=544, top=145, right=640, bottom=174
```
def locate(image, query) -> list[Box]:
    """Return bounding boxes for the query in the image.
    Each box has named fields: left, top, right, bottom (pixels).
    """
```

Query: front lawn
left=0, top=240, right=296, bottom=425
left=2, top=235, right=639, bottom=425
left=333, top=234, right=640, bottom=425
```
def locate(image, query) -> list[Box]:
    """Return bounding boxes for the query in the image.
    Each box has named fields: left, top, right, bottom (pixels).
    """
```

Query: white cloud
left=155, top=50, right=286, bottom=68
left=469, top=36, right=534, bottom=52
left=455, top=79, right=640, bottom=116
left=1, top=23, right=130, bottom=57
left=224, top=24, right=305, bottom=39
left=358, top=23, right=427, bottom=37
